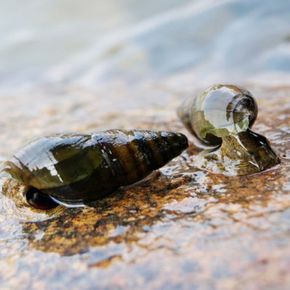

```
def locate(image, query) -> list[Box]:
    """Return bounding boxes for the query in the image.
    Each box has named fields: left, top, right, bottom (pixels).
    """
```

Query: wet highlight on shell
left=2, top=129, right=188, bottom=209
left=177, top=84, right=280, bottom=175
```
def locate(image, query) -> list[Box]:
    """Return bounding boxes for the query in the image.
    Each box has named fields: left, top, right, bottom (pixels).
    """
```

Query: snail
left=2, top=129, right=188, bottom=209
left=177, top=84, right=280, bottom=175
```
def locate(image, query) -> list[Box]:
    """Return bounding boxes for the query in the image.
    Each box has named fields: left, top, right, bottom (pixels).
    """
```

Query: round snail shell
left=3, top=129, right=188, bottom=207
left=177, top=84, right=258, bottom=146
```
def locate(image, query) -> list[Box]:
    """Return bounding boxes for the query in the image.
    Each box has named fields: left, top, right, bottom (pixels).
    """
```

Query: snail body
left=3, top=129, right=188, bottom=208
left=178, top=84, right=280, bottom=175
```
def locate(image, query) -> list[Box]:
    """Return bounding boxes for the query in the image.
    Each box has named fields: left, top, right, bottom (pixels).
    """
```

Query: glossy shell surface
left=4, top=130, right=188, bottom=206
left=178, top=84, right=280, bottom=175
left=178, top=84, right=258, bottom=146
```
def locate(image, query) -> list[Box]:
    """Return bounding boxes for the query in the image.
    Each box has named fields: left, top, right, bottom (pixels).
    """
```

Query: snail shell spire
left=3, top=130, right=188, bottom=207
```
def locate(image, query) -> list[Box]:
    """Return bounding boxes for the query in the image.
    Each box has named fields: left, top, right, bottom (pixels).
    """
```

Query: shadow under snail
left=177, top=84, right=280, bottom=176
left=2, top=129, right=188, bottom=209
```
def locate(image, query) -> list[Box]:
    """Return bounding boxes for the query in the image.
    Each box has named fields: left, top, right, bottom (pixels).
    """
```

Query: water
left=0, top=0, right=290, bottom=91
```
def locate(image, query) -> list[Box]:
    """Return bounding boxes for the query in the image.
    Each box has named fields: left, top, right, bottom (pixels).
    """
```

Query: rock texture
left=0, top=82, right=289, bottom=290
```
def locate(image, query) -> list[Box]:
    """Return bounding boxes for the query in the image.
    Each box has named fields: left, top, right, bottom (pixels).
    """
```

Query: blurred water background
left=1, top=0, right=290, bottom=93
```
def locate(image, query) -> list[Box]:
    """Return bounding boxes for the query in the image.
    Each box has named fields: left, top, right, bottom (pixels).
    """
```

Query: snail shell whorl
left=4, top=130, right=188, bottom=205
left=178, top=84, right=258, bottom=146
left=178, top=84, right=280, bottom=175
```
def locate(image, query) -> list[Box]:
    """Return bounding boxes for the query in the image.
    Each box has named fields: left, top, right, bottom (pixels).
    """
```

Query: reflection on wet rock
left=0, top=85, right=289, bottom=290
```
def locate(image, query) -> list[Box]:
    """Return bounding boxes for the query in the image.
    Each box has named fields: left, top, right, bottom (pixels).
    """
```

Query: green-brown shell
left=178, top=84, right=280, bottom=175
left=178, top=84, right=258, bottom=146
left=3, top=130, right=188, bottom=207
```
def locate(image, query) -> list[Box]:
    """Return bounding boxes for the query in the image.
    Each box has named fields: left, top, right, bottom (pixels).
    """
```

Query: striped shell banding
left=3, top=130, right=188, bottom=209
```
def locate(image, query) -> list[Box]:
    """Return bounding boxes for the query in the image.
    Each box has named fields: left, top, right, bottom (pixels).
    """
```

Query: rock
left=0, top=82, right=290, bottom=290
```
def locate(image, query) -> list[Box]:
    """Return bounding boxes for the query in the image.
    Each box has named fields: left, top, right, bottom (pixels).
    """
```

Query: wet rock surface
left=0, top=83, right=290, bottom=290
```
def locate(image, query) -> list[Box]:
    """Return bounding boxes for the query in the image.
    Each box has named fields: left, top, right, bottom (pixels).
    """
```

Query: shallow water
left=0, top=1, right=290, bottom=289
left=1, top=0, right=290, bottom=91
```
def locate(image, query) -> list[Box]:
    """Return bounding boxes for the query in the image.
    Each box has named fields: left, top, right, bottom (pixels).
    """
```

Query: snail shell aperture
left=2, top=129, right=188, bottom=209
left=178, top=84, right=280, bottom=175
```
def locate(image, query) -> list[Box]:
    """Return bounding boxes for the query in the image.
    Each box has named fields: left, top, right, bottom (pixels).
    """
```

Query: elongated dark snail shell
left=3, top=130, right=188, bottom=208
left=178, top=84, right=280, bottom=175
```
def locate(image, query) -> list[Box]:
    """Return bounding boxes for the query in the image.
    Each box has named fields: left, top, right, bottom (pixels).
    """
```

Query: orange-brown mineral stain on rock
left=0, top=85, right=290, bottom=290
